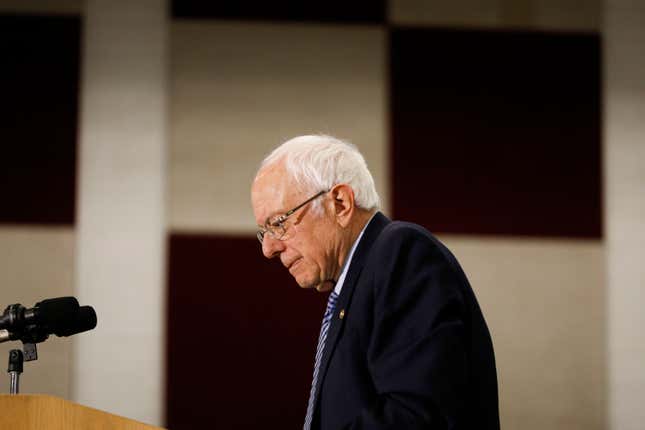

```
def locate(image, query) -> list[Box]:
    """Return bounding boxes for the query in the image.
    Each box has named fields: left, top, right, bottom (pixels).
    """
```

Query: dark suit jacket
left=311, top=212, right=499, bottom=430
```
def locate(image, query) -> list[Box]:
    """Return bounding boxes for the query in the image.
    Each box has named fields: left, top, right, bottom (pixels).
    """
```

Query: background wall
left=0, top=1, right=642, bottom=430
left=605, top=1, right=645, bottom=429
left=0, top=227, right=75, bottom=397
left=73, top=0, right=167, bottom=423
left=169, top=21, right=388, bottom=233
left=0, top=10, right=79, bottom=401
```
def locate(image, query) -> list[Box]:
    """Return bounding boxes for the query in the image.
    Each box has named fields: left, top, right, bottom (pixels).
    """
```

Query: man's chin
left=315, top=282, right=334, bottom=293
left=295, top=277, right=334, bottom=293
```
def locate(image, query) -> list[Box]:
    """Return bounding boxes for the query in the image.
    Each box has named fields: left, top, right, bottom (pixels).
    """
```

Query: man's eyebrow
left=258, top=211, right=280, bottom=228
left=262, top=212, right=281, bottom=227
left=265, top=207, right=287, bottom=220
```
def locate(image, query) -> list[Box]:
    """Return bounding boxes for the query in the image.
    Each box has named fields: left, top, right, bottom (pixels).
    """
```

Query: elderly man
left=251, top=135, right=499, bottom=430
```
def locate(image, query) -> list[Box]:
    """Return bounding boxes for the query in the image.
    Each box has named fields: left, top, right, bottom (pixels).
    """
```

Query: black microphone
left=31, top=297, right=81, bottom=334
left=54, top=305, right=97, bottom=337
left=0, top=297, right=79, bottom=333
left=0, top=297, right=97, bottom=344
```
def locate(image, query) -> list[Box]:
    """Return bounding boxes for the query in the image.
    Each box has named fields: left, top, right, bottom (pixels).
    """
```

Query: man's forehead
left=252, top=165, right=295, bottom=219
left=253, top=165, right=288, bottom=198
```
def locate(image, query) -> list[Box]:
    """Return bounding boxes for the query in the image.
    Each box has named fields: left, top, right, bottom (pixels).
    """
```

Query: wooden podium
left=0, top=394, right=165, bottom=429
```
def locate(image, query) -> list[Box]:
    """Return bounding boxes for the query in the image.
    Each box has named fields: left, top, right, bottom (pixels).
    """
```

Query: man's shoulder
left=376, top=219, right=443, bottom=251
left=382, top=219, right=432, bottom=238
left=367, top=217, right=461, bottom=271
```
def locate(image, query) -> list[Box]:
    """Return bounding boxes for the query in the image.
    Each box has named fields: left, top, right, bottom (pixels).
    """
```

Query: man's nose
left=262, top=234, right=285, bottom=259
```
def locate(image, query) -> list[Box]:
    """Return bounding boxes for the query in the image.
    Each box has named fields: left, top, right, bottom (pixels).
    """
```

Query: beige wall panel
left=439, top=235, right=605, bottom=430
left=170, top=21, right=388, bottom=233
left=605, top=1, right=645, bottom=428
left=0, top=0, right=82, bottom=14
left=390, top=0, right=501, bottom=27
left=533, top=0, right=601, bottom=32
left=0, top=227, right=75, bottom=398
left=390, top=0, right=600, bottom=32
left=74, top=0, right=167, bottom=425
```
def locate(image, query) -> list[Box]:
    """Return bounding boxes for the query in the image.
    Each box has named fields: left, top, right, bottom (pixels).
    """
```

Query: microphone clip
left=4, top=339, right=37, bottom=395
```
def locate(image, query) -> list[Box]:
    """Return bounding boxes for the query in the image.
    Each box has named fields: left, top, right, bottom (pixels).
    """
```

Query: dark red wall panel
left=172, top=0, right=386, bottom=24
left=166, top=234, right=327, bottom=429
left=0, top=14, right=80, bottom=225
left=390, top=28, right=601, bottom=238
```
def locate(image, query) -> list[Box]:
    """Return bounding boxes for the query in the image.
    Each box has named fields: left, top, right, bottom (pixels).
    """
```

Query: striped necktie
left=303, top=290, right=340, bottom=430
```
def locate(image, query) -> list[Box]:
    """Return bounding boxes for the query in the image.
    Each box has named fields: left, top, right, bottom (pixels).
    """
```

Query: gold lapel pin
left=339, top=309, right=345, bottom=320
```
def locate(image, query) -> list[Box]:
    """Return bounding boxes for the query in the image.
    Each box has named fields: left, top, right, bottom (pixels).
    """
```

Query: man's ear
left=329, top=184, right=355, bottom=228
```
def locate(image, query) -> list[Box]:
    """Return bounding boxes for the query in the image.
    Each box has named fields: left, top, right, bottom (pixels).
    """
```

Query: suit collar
left=333, top=211, right=376, bottom=296
left=333, top=211, right=390, bottom=301
left=312, top=211, right=391, bottom=417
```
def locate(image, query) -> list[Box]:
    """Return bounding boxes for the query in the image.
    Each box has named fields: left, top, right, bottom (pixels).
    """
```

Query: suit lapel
left=312, top=212, right=391, bottom=412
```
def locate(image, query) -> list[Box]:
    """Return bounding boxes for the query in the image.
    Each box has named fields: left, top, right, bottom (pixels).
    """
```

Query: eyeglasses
left=257, top=190, right=329, bottom=244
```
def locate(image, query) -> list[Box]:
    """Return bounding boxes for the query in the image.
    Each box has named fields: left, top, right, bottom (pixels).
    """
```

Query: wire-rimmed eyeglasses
left=256, top=190, right=329, bottom=244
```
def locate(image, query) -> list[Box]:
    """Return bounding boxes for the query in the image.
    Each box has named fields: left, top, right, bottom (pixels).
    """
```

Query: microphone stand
left=7, top=349, right=23, bottom=394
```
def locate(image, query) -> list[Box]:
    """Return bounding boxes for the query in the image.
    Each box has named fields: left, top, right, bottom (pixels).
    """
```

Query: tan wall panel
left=390, top=0, right=502, bottom=28
left=0, top=227, right=75, bottom=398
left=390, top=0, right=601, bottom=32
left=605, top=1, right=645, bottom=428
left=73, top=0, right=167, bottom=425
left=439, top=235, right=605, bottom=430
left=533, top=0, right=601, bottom=32
left=170, top=21, right=388, bottom=233
left=0, top=0, right=82, bottom=14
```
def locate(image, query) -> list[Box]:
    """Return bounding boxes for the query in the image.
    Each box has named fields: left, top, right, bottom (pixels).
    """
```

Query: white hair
left=258, top=134, right=380, bottom=213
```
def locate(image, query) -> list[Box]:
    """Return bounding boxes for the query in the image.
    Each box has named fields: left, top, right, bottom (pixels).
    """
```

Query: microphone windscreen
left=55, top=306, right=97, bottom=337
left=34, top=297, right=80, bottom=332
